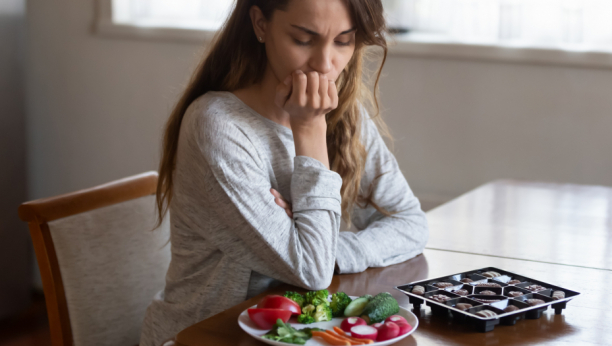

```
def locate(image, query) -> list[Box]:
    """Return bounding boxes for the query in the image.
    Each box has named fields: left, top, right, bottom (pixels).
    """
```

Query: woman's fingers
left=271, top=189, right=288, bottom=208
left=270, top=188, right=282, bottom=199
left=306, top=72, right=320, bottom=109
left=274, top=74, right=293, bottom=109
left=291, top=70, right=307, bottom=107
left=281, top=202, right=293, bottom=218
left=275, top=197, right=289, bottom=209
left=282, top=70, right=339, bottom=124
left=270, top=188, right=293, bottom=218
left=319, top=74, right=329, bottom=110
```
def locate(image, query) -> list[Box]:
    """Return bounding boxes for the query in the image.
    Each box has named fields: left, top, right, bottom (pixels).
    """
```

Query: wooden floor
left=0, top=291, right=51, bottom=346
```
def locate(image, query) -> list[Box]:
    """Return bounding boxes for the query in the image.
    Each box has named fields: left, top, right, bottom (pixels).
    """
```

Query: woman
left=140, top=0, right=428, bottom=345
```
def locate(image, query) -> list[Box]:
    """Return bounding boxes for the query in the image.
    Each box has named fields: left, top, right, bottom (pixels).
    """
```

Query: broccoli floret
left=297, top=314, right=315, bottom=324
left=330, top=292, right=353, bottom=318
left=313, top=304, right=333, bottom=322
left=297, top=304, right=316, bottom=324
left=305, top=290, right=329, bottom=305
left=283, top=291, right=306, bottom=308
left=310, top=297, right=328, bottom=307
left=302, top=304, right=316, bottom=315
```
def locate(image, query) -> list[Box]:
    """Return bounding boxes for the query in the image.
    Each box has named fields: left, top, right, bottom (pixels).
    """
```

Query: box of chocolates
left=395, top=267, right=580, bottom=332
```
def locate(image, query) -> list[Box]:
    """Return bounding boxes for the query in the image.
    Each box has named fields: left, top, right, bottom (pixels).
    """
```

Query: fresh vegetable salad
left=245, top=290, right=413, bottom=345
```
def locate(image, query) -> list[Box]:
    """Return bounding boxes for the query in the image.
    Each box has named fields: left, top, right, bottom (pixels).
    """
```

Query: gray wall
left=380, top=56, right=612, bottom=205
left=0, top=0, right=30, bottom=318
left=25, top=0, right=612, bottom=288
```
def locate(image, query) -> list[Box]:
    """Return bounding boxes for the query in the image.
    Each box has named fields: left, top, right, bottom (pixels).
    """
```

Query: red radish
left=395, top=321, right=412, bottom=335
left=372, top=322, right=384, bottom=330
left=377, top=322, right=400, bottom=341
left=341, top=317, right=366, bottom=332
left=385, top=315, right=407, bottom=325
left=350, top=325, right=378, bottom=341
left=257, top=295, right=301, bottom=315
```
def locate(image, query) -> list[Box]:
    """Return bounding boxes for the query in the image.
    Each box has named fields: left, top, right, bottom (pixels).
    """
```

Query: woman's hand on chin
left=275, top=70, right=338, bottom=129
left=275, top=69, right=335, bottom=169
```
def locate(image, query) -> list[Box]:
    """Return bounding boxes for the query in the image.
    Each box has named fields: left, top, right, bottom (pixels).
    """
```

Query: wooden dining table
left=175, top=180, right=612, bottom=346
left=426, top=179, right=612, bottom=270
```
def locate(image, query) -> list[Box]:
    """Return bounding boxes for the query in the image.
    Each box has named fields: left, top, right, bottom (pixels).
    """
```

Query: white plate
left=238, top=295, right=418, bottom=346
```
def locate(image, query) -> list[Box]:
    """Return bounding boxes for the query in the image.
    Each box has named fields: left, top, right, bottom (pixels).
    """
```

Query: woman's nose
left=309, top=46, right=333, bottom=76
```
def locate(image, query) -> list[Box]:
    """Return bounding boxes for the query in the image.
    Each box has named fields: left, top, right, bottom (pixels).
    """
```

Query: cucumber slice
left=344, top=297, right=370, bottom=317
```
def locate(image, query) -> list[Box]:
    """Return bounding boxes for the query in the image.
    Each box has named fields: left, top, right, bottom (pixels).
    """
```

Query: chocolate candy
left=477, top=283, right=502, bottom=288
left=480, top=290, right=496, bottom=295
left=507, top=291, right=523, bottom=297
left=453, top=289, right=469, bottom=296
left=508, top=280, right=522, bottom=285
left=456, top=303, right=473, bottom=311
left=475, top=310, right=498, bottom=318
left=430, top=294, right=452, bottom=303
left=504, top=305, right=520, bottom=313
left=460, top=278, right=474, bottom=283
left=412, top=285, right=425, bottom=295
left=474, top=298, right=501, bottom=303
left=552, top=291, right=565, bottom=300
left=527, top=299, right=545, bottom=306
left=525, top=284, right=546, bottom=292
left=482, top=271, right=501, bottom=278
left=435, top=282, right=454, bottom=288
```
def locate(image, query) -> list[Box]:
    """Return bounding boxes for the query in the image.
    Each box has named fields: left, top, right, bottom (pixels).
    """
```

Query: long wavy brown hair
left=156, top=0, right=396, bottom=228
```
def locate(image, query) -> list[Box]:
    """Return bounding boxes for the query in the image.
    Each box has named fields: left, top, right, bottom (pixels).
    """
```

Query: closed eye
left=294, top=39, right=311, bottom=46
left=294, top=39, right=352, bottom=47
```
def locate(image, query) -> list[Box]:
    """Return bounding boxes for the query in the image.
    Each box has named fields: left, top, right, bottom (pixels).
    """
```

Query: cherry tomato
left=247, top=308, right=292, bottom=329
left=257, top=295, right=301, bottom=315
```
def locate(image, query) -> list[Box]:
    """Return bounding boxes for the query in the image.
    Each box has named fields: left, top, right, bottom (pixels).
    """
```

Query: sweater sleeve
left=335, top=114, right=429, bottom=274
left=189, top=114, right=342, bottom=290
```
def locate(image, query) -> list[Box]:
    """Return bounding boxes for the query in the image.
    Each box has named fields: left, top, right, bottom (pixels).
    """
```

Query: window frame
left=95, top=0, right=612, bottom=69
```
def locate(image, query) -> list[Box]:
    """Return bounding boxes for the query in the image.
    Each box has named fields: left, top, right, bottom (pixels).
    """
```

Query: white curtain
left=111, top=0, right=234, bottom=30
left=392, top=0, right=612, bottom=48
left=112, top=0, right=612, bottom=48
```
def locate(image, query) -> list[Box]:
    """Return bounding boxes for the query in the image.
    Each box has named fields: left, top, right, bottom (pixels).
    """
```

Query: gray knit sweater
left=140, top=91, right=428, bottom=346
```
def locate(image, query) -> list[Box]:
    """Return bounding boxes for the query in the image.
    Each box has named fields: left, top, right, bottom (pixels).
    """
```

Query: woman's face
left=252, top=0, right=357, bottom=83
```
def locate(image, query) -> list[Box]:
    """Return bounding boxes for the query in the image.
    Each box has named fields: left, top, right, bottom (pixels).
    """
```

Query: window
left=388, top=0, right=612, bottom=50
left=98, top=0, right=612, bottom=68
left=110, top=0, right=612, bottom=49
left=111, top=0, right=234, bottom=31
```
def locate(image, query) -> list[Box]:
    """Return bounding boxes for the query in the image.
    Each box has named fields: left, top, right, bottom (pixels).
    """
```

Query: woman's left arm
left=335, top=114, right=429, bottom=274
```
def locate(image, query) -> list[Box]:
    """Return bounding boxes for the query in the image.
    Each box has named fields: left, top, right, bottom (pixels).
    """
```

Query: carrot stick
left=311, top=331, right=350, bottom=346
left=332, top=326, right=374, bottom=344
left=332, top=326, right=348, bottom=336
left=326, top=329, right=365, bottom=345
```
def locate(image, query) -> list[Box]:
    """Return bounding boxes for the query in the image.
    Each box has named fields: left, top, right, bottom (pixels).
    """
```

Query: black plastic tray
left=394, top=267, right=580, bottom=332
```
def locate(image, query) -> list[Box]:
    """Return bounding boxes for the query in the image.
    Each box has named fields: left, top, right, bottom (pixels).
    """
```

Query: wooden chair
left=18, top=171, right=171, bottom=346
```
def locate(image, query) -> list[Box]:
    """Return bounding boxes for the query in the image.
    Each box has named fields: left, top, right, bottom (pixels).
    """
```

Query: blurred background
left=2, top=0, right=612, bottom=344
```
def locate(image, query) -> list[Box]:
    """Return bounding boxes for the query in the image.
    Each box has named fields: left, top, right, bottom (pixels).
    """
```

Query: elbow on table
left=398, top=200, right=430, bottom=252
left=416, top=220, right=429, bottom=253
left=300, top=269, right=334, bottom=292
left=400, top=211, right=429, bottom=254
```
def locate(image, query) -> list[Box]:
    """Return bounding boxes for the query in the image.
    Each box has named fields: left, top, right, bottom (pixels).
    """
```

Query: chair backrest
left=18, top=171, right=171, bottom=346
